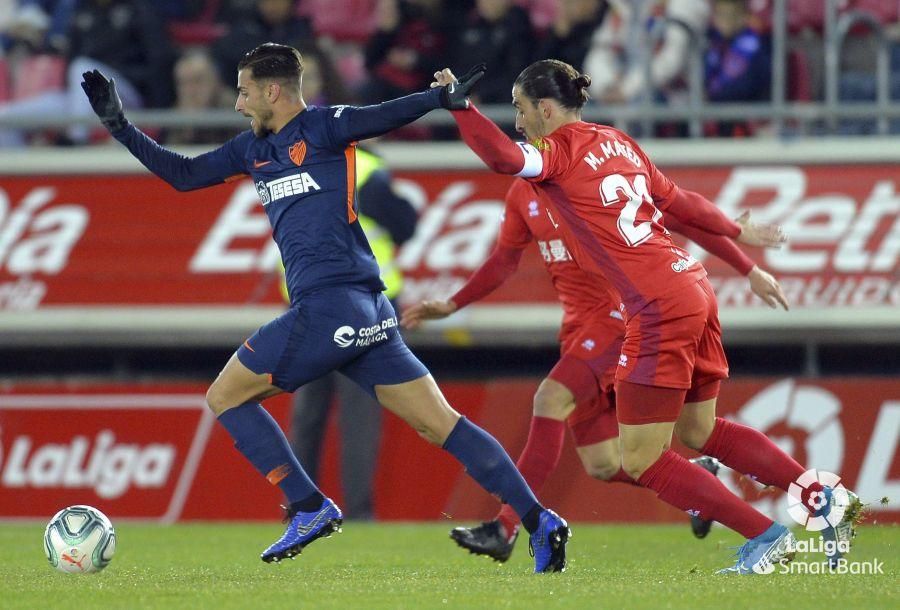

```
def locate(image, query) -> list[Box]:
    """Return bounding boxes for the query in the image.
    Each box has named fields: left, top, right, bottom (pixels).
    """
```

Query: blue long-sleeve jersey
left=113, top=88, right=443, bottom=304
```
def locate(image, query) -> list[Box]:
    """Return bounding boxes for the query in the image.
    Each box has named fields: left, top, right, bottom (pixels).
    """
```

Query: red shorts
left=616, top=277, right=728, bottom=425
left=548, top=313, right=624, bottom=446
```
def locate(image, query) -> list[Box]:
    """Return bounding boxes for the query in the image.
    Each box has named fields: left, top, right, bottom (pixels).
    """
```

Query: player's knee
left=414, top=425, right=445, bottom=446
left=532, top=383, right=573, bottom=420
left=621, top=448, right=662, bottom=481
left=583, top=458, right=620, bottom=482
left=406, top=413, right=456, bottom=446
left=205, top=385, right=231, bottom=416
left=675, top=421, right=712, bottom=451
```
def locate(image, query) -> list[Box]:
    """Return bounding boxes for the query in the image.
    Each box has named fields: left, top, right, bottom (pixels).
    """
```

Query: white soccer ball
left=43, top=505, right=116, bottom=573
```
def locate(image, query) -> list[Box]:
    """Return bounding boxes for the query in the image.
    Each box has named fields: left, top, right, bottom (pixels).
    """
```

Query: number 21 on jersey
left=599, top=173, right=663, bottom=247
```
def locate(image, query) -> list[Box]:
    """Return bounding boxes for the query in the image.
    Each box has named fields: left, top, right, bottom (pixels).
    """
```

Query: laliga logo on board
left=787, top=469, right=850, bottom=531
left=333, top=325, right=355, bottom=348
left=0, top=428, right=176, bottom=499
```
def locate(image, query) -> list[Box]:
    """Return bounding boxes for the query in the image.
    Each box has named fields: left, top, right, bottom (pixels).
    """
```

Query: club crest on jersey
left=528, top=201, right=539, bottom=217
left=289, top=140, right=307, bottom=166
left=530, top=137, right=550, bottom=151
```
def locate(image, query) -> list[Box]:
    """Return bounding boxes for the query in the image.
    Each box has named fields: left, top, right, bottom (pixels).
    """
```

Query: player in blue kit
left=80, top=45, right=569, bottom=572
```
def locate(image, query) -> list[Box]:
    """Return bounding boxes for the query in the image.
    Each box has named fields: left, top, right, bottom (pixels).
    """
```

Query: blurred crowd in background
left=0, top=0, right=898, bottom=145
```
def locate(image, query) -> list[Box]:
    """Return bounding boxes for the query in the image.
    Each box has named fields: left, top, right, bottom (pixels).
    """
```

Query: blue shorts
left=237, top=286, right=429, bottom=396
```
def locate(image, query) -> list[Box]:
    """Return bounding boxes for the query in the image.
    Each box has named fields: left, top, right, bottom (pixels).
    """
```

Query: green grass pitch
left=2, top=522, right=897, bottom=609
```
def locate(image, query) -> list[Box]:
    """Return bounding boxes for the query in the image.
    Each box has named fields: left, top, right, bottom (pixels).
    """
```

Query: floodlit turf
left=1, top=522, right=897, bottom=609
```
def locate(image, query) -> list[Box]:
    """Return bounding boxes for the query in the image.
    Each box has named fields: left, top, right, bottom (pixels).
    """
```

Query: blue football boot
left=528, top=509, right=571, bottom=573
left=261, top=498, right=343, bottom=563
left=717, top=522, right=796, bottom=575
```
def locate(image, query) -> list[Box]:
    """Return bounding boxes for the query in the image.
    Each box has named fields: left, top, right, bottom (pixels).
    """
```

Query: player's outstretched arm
left=664, top=188, right=786, bottom=248
left=400, top=244, right=523, bottom=329
left=430, top=68, right=531, bottom=175
left=81, top=70, right=246, bottom=191
left=331, top=64, right=486, bottom=144
left=666, top=217, right=788, bottom=310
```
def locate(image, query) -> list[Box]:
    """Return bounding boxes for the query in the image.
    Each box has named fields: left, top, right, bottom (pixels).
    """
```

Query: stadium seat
left=787, top=48, right=813, bottom=101
left=11, top=54, right=65, bottom=101
left=299, top=0, right=376, bottom=42
left=167, top=0, right=227, bottom=47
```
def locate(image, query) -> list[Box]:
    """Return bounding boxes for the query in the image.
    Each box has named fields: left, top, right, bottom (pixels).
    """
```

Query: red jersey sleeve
left=450, top=105, right=570, bottom=181
left=664, top=188, right=741, bottom=238
left=497, top=181, right=534, bottom=249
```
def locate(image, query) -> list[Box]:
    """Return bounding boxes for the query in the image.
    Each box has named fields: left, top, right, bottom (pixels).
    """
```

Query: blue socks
left=218, top=402, right=319, bottom=504
left=442, top=417, right=541, bottom=530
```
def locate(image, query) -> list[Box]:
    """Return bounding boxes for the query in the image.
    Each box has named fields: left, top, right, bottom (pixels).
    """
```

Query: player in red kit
left=403, top=176, right=789, bottom=562
left=430, top=60, right=861, bottom=574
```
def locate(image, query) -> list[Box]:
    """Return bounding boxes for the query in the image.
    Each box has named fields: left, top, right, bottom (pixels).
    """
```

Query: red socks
left=638, top=449, right=772, bottom=539
left=495, top=416, right=566, bottom=536
left=701, top=417, right=805, bottom=491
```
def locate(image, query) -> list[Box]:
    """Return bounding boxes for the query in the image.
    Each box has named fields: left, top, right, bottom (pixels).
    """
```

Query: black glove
left=439, top=63, right=486, bottom=110
left=80, top=69, right=128, bottom=133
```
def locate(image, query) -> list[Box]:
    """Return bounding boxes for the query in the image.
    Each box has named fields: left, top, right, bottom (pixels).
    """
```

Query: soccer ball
left=43, top=505, right=116, bottom=573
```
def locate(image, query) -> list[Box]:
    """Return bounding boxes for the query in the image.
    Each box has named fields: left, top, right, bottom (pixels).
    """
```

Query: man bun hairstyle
left=238, top=42, right=304, bottom=82
left=514, top=59, right=591, bottom=110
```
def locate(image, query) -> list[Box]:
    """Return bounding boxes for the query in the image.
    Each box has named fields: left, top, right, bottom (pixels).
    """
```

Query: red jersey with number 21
left=520, top=122, right=706, bottom=317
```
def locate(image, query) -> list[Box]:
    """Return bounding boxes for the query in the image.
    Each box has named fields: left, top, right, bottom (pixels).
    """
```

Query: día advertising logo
left=787, top=469, right=849, bottom=531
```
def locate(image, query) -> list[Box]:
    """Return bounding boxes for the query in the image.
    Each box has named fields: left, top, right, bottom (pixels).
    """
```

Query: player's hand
left=400, top=300, right=458, bottom=329
left=80, top=69, right=127, bottom=133
left=747, top=265, right=789, bottom=310
left=433, top=63, right=486, bottom=110
left=735, top=210, right=786, bottom=248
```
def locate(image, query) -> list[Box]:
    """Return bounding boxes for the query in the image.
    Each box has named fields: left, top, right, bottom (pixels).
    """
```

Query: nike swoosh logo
left=295, top=508, right=329, bottom=536
left=253, top=160, right=272, bottom=168
left=448, top=82, right=456, bottom=94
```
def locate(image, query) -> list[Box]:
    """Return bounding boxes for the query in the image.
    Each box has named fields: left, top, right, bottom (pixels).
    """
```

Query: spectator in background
left=69, top=0, right=175, bottom=109
left=211, top=0, right=313, bottom=84
left=360, top=0, right=452, bottom=103
left=535, top=0, right=608, bottom=73
left=161, top=50, right=239, bottom=145
left=0, top=0, right=172, bottom=145
left=294, top=43, right=352, bottom=106
left=583, top=0, right=709, bottom=105
left=449, top=0, right=533, bottom=104
left=705, top=0, right=771, bottom=134
left=289, top=146, right=419, bottom=521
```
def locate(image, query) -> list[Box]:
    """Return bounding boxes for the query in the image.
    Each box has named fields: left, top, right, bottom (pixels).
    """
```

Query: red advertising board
left=1, top=378, right=897, bottom=524
left=0, top=164, right=897, bottom=313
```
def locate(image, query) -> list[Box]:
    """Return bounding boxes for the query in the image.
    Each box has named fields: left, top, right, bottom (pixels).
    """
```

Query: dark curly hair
left=514, top=59, right=591, bottom=111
